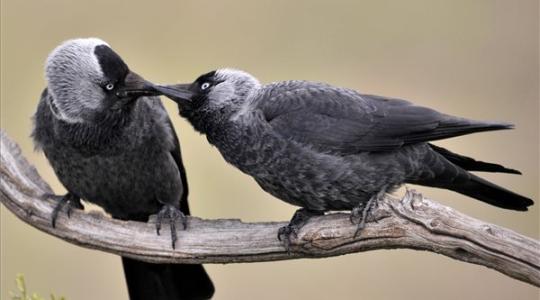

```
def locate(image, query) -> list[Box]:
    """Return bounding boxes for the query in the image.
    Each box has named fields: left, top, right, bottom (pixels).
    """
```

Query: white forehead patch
left=215, top=68, right=261, bottom=93
left=211, top=69, right=263, bottom=121
left=45, top=38, right=111, bottom=123
left=45, top=38, right=109, bottom=83
left=71, top=37, right=109, bottom=48
left=216, top=68, right=258, bottom=82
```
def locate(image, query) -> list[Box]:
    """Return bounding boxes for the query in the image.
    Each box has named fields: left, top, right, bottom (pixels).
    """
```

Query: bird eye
left=105, top=83, right=115, bottom=91
left=200, top=82, right=211, bottom=90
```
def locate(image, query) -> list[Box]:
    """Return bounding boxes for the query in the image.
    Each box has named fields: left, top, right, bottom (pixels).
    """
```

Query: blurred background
left=1, top=0, right=538, bottom=299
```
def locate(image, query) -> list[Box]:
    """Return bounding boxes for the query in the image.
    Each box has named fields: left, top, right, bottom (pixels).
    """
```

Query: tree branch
left=1, top=129, right=539, bottom=287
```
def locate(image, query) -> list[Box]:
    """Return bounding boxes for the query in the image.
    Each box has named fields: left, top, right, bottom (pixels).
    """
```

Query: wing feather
left=256, top=82, right=512, bottom=154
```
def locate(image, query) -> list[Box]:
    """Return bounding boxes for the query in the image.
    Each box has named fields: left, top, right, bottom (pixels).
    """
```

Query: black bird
left=32, top=38, right=214, bottom=300
left=152, top=68, right=534, bottom=250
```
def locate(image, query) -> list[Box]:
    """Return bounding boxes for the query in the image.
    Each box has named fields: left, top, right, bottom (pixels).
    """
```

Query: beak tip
left=153, top=84, right=194, bottom=103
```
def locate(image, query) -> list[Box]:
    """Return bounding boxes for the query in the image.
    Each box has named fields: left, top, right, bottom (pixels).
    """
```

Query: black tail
left=429, top=144, right=521, bottom=174
left=122, top=257, right=214, bottom=300
left=449, top=174, right=533, bottom=211
left=412, top=146, right=533, bottom=211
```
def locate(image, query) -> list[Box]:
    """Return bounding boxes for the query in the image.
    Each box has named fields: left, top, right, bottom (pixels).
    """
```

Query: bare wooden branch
left=1, top=129, right=539, bottom=287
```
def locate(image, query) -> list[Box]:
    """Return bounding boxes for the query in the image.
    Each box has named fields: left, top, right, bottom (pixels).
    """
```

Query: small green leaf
left=31, top=292, right=43, bottom=300
left=15, top=273, right=26, bottom=293
left=9, top=274, right=66, bottom=300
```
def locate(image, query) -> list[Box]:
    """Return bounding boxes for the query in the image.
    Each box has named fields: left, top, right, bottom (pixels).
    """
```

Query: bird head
left=45, top=38, right=157, bottom=123
left=154, top=68, right=261, bottom=119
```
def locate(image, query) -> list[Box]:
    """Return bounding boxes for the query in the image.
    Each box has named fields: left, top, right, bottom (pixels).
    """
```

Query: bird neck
left=180, top=105, right=237, bottom=137
left=188, top=109, right=268, bottom=171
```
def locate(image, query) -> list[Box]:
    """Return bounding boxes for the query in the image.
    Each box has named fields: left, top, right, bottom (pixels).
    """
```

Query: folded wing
left=258, top=82, right=512, bottom=154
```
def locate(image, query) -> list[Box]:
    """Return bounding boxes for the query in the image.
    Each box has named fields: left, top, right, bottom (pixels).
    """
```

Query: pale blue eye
left=201, top=82, right=211, bottom=90
left=105, top=83, right=115, bottom=90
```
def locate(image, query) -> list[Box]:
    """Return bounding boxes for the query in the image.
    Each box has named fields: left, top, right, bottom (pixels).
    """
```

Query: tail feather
left=122, top=257, right=214, bottom=300
left=429, top=144, right=521, bottom=174
left=412, top=146, right=533, bottom=211
left=449, top=174, right=533, bottom=211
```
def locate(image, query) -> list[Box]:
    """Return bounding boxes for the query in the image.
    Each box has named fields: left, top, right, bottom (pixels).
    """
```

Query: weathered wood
left=1, top=129, right=539, bottom=287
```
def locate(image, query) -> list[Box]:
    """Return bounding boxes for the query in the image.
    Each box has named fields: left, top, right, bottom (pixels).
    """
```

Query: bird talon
left=49, top=193, right=82, bottom=228
left=277, top=208, right=324, bottom=255
left=350, top=205, right=362, bottom=224
left=350, top=193, right=381, bottom=238
left=155, top=204, right=186, bottom=249
left=278, top=225, right=297, bottom=255
left=353, top=221, right=366, bottom=238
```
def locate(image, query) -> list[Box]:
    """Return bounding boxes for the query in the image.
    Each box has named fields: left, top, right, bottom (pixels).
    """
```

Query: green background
left=1, top=0, right=538, bottom=299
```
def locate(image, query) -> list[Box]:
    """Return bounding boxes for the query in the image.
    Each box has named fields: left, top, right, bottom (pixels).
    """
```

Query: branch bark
left=1, top=129, right=539, bottom=287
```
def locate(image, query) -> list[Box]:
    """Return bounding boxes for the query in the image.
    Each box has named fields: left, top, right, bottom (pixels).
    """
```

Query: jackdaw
left=152, top=68, right=534, bottom=250
left=32, top=38, right=214, bottom=300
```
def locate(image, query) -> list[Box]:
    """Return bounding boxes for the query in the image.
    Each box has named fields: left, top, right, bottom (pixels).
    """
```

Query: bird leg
left=350, top=189, right=385, bottom=237
left=47, top=192, right=83, bottom=228
left=278, top=208, right=324, bottom=254
left=155, top=204, right=187, bottom=249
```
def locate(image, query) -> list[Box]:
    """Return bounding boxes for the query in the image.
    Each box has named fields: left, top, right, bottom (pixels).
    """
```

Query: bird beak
left=153, top=84, right=194, bottom=104
left=116, top=71, right=159, bottom=99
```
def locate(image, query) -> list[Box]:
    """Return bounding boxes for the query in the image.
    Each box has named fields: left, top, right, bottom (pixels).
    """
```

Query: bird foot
left=278, top=224, right=299, bottom=255
left=156, top=204, right=187, bottom=249
left=47, top=193, right=83, bottom=228
left=278, top=208, right=324, bottom=255
left=350, top=192, right=382, bottom=238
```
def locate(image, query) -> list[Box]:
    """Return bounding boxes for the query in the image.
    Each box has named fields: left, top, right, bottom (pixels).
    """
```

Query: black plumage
left=153, top=69, right=533, bottom=249
left=33, top=38, right=214, bottom=299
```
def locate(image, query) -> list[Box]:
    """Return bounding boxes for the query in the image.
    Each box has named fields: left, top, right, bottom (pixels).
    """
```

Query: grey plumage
left=154, top=68, right=534, bottom=247
left=32, top=38, right=213, bottom=300
left=34, top=88, right=182, bottom=219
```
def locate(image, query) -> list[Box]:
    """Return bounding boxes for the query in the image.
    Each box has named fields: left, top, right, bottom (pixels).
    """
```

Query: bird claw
left=350, top=193, right=380, bottom=238
left=277, top=225, right=299, bottom=255
left=155, top=204, right=187, bottom=249
left=277, top=208, right=324, bottom=255
left=48, top=193, right=83, bottom=228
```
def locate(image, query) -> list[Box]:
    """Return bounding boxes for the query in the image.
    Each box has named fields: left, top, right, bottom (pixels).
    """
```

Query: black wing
left=257, top=81, right=512, bottom=154
left=166, top=118, right=191, bottom=214
left=147, top=97, right=191, bottom=214
left=124, top=99, right=215, bottom=300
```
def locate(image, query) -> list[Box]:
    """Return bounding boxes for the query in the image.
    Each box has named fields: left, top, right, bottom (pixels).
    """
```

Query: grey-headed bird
left=32, top=38, right=214, bottom=300
left=152, top=69, right=534, bottom=251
